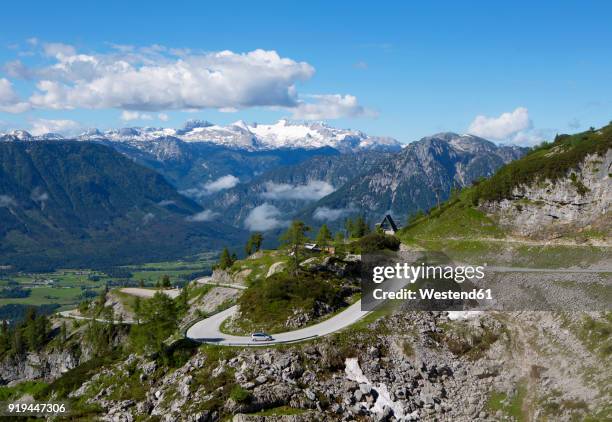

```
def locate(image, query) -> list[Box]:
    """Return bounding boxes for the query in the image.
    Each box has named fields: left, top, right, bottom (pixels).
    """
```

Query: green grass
left=228, top=269, right=349, bottom=334
left=0, top=286, right=84, bottom=306
left=229, top=250, right=289, bottom=285
left=399, top=197, right=505, bottom=242
left=575, top=312, right=612, bottom=358
left=0, top=255, right=215, bottom=315
left=248, top=406, right=307, bottom=416
left=487, top=383, right=527, bottom=421
left=0, top=381, right=48, bottom=401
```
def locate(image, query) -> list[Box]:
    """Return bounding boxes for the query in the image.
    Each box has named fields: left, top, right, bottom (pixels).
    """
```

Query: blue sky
left=0, top=0, right=611, bottom=144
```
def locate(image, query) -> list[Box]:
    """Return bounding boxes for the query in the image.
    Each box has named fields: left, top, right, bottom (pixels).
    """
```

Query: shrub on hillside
left=237, top=271, right=344, bottom=330
left=350, top=232, right=400, bottom=253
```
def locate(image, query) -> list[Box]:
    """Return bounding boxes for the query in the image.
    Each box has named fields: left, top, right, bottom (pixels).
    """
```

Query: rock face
left=0, top=349, right=81, bottom=384
left=60, top=310, right=610, bottom=421
left=481, top=151, right=612, bottom=239
left=309, top=133, right=527, bottom=224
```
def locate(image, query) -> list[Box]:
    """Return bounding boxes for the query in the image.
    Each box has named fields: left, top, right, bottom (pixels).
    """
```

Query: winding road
left=185, top=300, right=369, bottom=346
left=59, top=267, right=609, bottom=346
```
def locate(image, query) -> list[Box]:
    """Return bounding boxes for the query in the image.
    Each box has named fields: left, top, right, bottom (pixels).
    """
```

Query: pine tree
left=354, top=215, right=370, bottom=237
left=316, top=224, right=332, bottom=249
left=161, top=274, right=171, bottom=289
left=251, top=233, right=263, bottom=251
left=245, top=238, right=253, bottom=256
left=134, top=296, right=142, bottom=325
left=218, top=247, right=233, bottom=270
left=280, top=220, right=310, bottom=275
left=179, top=285, right=189, bottom=311
left=345, top=218, right=355, bottom=238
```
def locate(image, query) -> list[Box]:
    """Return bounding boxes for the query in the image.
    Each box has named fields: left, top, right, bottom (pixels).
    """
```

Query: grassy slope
left=398, top=124, right=612, bottom=267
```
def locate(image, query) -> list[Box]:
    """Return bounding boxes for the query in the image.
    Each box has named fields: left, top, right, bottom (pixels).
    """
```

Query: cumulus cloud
left=0, top=78, right=30, bottom=113
left=244, top=203, right=288, bottom=231
left=186, top=209, right=219, bottom=222
left=0, top=195, right=17, bottom=208
left=121, top=110, right=153, bottom=121
left=42, top=42, right=76, bottom=58
left=4, top=42, right=375, bottom=119
left=204, top=175, right=240, bottom=194
left=261, top=180, right=335, bottom=201
left=291, top=94, right=375, bottom=120
left=507, top=128, right=552, bottom=146
left=468, top=107, right=532, bottom=141
left=23, top=47, right=314, bottom=112
left=29, top=118, right=79, bottom=135
left=313, top=206, right=355, bottom=221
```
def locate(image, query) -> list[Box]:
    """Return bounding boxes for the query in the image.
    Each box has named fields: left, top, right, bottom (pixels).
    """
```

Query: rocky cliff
left=0, top=348, right=81, bottom=384
left=481, top=150, right=611, bottom=240
left=65, top=310, right=610, bottom=421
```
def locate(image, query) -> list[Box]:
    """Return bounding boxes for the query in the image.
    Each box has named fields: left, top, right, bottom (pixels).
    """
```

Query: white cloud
left=42, top=42, right=76, bottom=58
left=29, top=118, right=79, bottom=135
left=203, top=175, right=240, bottom=194
left=313, top=206, right=355, bottom=221
left=261, top=180, right=335, bottom=201
left=507, top=128, right=552, bottom=146
left=25, top=48, right=314, bottom=112
left=186, top=209, right=219, bottom=222
left=120, top=110, right=152, bottom=121
left=6, top=43, right=375, bottom=118
left=244, top=203, right=288, bottom=231
left=291, top=94, right=375, bottom=120
left=0, top=78, right=30, bottom=113
left=468, top=107, right=532, bottom=140
left=0, top=195, right=17, bottom=208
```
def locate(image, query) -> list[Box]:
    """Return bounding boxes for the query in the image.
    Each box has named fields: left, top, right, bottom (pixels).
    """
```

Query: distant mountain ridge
left=206, top=132, right=527, bottom=231
left=0, top=141, right=245, bottom=271
left=300, top=132, right=527, bottom=225
left=1, top=119, right=402, bottom=153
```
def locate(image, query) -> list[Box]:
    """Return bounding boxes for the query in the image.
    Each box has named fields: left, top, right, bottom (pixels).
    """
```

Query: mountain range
left=207, top=132, right=527, bottom=230
left=1, top=119, right=402, bottom=153
left=0, top=141, right=244, bottom=271
left=1, top=121, right=528, bottom=267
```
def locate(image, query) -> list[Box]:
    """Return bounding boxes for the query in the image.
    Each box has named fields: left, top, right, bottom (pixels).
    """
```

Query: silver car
left=251, top=332, right=273, bottom=342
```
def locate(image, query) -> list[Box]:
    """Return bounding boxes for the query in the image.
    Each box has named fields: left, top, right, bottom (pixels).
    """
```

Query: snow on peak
left=71, top=120, right=402, bottom=152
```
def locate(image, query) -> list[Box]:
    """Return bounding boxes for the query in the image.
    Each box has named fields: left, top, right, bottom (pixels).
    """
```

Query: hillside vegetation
left=399, top=123, right=612, bottom=267
left=468, top=123, right=612, bottom=203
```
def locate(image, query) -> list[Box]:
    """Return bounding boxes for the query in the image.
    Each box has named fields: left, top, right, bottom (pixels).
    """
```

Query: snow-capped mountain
left=1, top=120, right=401, bottom=153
